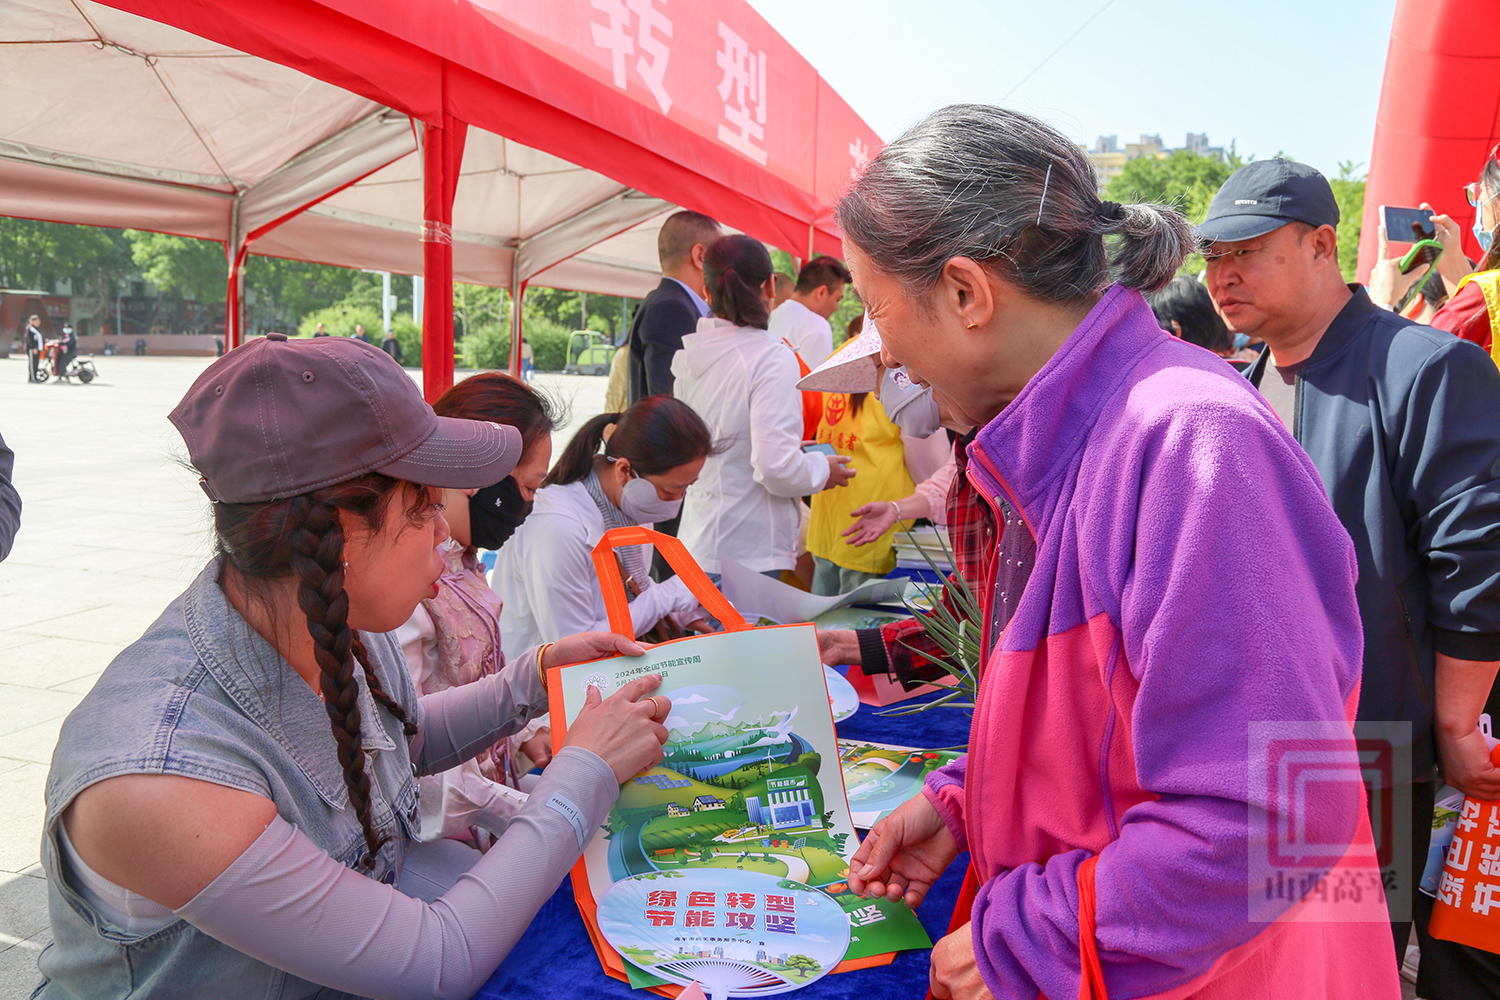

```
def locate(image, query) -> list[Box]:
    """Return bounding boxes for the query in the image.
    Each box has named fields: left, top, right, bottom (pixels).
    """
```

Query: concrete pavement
left=0, top=353, right=606, bottom=996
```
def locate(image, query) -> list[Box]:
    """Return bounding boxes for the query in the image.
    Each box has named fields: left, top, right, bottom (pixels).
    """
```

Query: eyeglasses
left=1466, top=182, right=1500, bottom=209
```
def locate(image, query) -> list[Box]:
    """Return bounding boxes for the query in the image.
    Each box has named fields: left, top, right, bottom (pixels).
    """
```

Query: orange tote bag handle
left=589, top=526, right=750, bottom=638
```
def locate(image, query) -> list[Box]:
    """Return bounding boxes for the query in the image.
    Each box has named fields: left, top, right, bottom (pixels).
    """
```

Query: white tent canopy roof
left=0, top=0, right=683, bottom=297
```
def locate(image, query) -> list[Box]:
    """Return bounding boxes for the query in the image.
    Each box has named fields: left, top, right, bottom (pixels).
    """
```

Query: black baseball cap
left=1197, top=159, right=1340, bottom=243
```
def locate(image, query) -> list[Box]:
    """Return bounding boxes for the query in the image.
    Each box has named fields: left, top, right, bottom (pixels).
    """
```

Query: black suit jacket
left=627, top=278, right=701, bottom=403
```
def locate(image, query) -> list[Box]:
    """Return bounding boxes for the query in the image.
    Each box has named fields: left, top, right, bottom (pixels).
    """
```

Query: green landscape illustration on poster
left=557, top=627, right=931, bottom=980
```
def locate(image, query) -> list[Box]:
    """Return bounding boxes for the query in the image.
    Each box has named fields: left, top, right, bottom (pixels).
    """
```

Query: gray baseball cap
left=1197, top=158, right=1340, bottom=243
left=170, top=333, right=521, bottom=503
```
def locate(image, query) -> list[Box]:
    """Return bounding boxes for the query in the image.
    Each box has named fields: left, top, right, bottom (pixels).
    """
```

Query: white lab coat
left=494, top=480, right=701, bottom=657
left=671, top=317, right=832, bottom=574
left=768, top=298, right=834, bottom=368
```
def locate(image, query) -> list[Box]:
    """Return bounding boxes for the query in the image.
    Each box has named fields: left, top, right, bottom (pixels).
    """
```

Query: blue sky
left=748, top=0, right=1399, bottom=180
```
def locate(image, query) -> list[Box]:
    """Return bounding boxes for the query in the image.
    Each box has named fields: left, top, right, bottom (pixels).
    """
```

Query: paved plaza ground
left=0, top=353, right=606, bottom=995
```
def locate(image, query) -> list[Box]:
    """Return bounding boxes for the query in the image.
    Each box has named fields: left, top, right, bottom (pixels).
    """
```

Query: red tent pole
left=224, top=241, right=248, bottom=350
left=420, top=108, right=468, bottom=402
left=508, top=279, right=527, bottom=377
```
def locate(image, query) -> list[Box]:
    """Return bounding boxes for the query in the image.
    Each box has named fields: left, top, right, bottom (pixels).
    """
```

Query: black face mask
left=468, top=476, right=533, bottom=550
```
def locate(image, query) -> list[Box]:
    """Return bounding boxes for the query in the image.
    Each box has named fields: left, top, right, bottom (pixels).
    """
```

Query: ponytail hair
left=837, top=103, right=1196, bottom=303
left=703, top=234, right=774, bottom=329
left=544, top=396, right=716, bottom=487
left=213, top=473, right=429, bottom=869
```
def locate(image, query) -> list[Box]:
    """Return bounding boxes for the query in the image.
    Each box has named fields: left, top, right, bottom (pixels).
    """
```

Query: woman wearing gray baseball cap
left=34, top=335, right=672, bottom=999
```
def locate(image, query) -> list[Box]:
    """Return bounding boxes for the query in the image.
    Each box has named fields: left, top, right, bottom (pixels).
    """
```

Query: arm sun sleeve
left=410, top=647, right=546, bottom=775
left=175, top=746, right=616, bottom=1000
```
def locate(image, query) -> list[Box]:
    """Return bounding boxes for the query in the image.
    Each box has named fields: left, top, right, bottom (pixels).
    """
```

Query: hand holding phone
left=1379, top=205, right=1436, bottom=243
left=1398, top=238, right=1444, bottom=275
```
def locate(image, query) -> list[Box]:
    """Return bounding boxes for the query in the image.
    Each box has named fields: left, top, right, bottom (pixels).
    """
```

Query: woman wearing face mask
left=495, top=395, right=716, bottom=654
left=817, top=368, right=985, bottom=693
left=392, top=373, right=558, bottom=868
left=803, top=318, right=952, bottom=595
left=34, top=335, right=670, bottom=999
left=1417, top=143, right=1500, bottom=358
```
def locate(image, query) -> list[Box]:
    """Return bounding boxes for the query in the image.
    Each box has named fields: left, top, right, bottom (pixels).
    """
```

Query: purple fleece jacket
left=922, top=286, right=1398, bottom=999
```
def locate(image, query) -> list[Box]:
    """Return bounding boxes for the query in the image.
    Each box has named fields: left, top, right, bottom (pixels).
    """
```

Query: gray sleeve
left=175, top=745, right=617, bottom=1000
left=409, top=646, right=546, bottom=775
left=0, top=433, right=19, bottom=562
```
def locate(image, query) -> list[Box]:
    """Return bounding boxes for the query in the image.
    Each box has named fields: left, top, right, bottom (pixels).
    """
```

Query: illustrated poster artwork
left=836, top=740, right=963, bottom=829
left=550, top=624, right=931, bottom=986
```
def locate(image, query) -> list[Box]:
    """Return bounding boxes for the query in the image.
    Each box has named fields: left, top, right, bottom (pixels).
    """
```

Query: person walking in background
left=841, top=105, right=1399, bottom=1000
left=1201, top=157, right=1500, bottom=994
left=395, top=372, right=558, bottom=861
left=769, top=256, right=850, bottom=369
left=24, top=314, right=43, bottom=383
left=519, top=337, right=534, bottom=381
left=495, top=396, right=714, bottom=654
left=312, top=322, right=330, bottom=337
left=0, top=430, right=20, bottom=561
left=626, top=210, right=721, bottom=403
left=352, top=323, right=371, bottom=343
left=671, top=234, right=855, bottom=580
left=380, top=328, right=405, bottom=364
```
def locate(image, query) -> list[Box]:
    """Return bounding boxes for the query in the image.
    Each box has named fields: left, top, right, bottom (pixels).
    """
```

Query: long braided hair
left=214, top=473, right=429, bottom=867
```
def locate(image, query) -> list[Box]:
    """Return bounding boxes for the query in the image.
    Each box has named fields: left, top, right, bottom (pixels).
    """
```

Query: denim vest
left=34, top=561, right=420, bottom=1000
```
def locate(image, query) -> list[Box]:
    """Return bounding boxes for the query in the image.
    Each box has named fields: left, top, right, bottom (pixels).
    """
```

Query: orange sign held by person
left=1429, top=742, right=1500, bottom=951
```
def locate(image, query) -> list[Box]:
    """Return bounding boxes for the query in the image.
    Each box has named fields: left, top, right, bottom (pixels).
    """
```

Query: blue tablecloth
left=474, top=669, right=973, bottom=999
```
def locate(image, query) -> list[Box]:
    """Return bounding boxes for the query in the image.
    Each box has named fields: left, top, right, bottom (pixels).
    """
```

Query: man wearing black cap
left=1201, top=159, right=1500, bottom=969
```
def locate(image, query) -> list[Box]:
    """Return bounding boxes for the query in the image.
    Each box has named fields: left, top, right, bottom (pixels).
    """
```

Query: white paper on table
left=719, top=558, right=908, bottom=624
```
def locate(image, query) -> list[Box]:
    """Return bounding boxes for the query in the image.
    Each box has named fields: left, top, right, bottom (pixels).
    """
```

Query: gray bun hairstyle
left=836, top=104, right=1197, bottom=303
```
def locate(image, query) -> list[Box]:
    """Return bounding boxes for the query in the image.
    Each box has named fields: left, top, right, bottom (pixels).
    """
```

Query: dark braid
left=211, top=472, right=438, bottom=869
left=352, top=634, right=418, bottom=737
left=285, top=496, right=385, bottom=868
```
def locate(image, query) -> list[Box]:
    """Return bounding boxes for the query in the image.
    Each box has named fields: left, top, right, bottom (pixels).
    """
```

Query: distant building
left=1082, top=132, right=1227, bottom=194
left=693, top=795, right=725, bottom=812
left=667, top=802, right=690, bottom=818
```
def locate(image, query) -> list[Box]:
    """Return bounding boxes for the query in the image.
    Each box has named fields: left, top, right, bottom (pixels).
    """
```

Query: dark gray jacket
left=0, top=432, right=18, bottom=561
left=1246, top=287, right=1500, bottom=778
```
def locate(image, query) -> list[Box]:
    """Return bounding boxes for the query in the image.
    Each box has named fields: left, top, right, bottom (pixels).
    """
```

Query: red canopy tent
left=2, top=0, right=881, bottom=399
left=1358, top=0, right=1500, bottom=280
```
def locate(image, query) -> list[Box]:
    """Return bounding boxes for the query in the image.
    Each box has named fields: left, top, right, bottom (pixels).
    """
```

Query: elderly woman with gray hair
left=842, top=106, right=1400, bottom=999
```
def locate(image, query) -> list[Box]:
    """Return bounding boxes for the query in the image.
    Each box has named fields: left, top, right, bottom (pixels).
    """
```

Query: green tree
left=1329, top=161, right=1366, bottom=283
left=125, top=231, right=223, bottom=302
left=1105, top=147, right=1245, bottom=278
left=1105, top=147, right=1244, bottom=223
left=784, top=955, right=820, bottom=980
left=0, top=218, right=132, bottom=292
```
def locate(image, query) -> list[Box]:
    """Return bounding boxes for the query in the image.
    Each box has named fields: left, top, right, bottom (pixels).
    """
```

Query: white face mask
left=879, top=366, right=943, bottom=438
left=618, top=472, right=682, bottom=524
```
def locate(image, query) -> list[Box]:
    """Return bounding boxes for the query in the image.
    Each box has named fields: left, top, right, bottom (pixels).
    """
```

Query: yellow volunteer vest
left=1454, top=270, right=1500, bottom=369
left=806, top=392, right=915, bottom=574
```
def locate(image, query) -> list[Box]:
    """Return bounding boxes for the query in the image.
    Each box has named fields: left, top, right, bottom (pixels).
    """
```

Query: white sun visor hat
left=794, top=321, right=884, bottom=392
